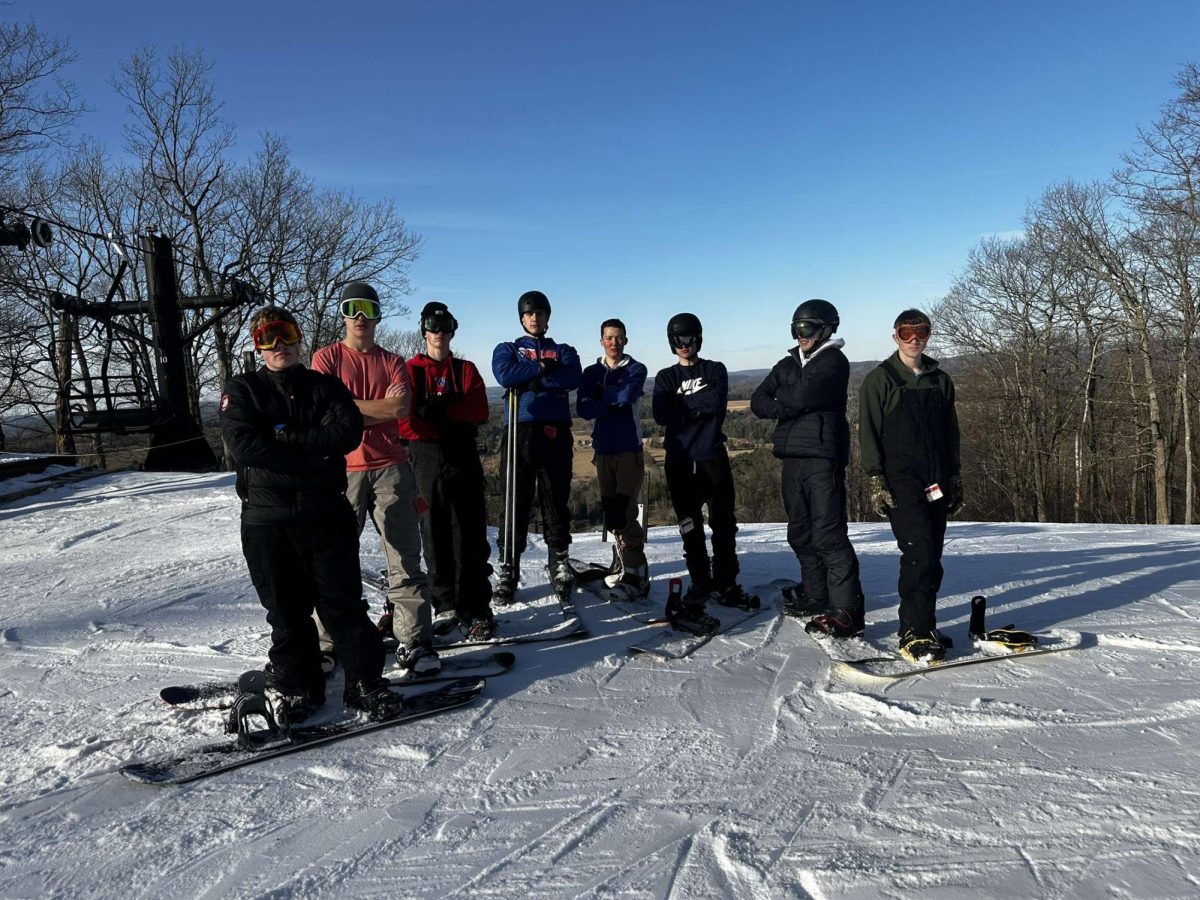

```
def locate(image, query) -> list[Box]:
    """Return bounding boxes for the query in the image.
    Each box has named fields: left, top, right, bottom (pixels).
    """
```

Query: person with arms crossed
left=652, top=312, right=756, bottom=635
left=401, top=301, right=496, bottom=641
left=311, top=282, right=439, bottom=675
left=219, top=306, right=404, bottom=722
left=491, top=290, right=583, bottom=602
left=751, top=299, right=867, bottom=634
left=577, top=318, right=650, bottom=598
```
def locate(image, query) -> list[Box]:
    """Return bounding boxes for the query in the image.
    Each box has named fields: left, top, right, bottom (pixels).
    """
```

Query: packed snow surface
left=1, top=471, right=1198, bottom=898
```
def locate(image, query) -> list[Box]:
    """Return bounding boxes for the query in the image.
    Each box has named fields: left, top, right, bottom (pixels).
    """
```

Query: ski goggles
left=669, top=334, right=699, bottom=350
left=339, top=297, right=382, bottom=320
left=251, top=319, right=303, bottom=350
left=791, top=320, right=824, bottom=340
left=422, top=309, right=458, bottom=335
left=896, top=323, right=931, bottom=342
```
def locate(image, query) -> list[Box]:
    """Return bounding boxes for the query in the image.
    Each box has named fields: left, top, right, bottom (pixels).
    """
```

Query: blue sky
left=26, top=0, right=1200, bottom=380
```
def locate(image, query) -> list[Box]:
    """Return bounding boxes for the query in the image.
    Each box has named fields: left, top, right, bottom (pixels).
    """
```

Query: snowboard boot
left=605, top=563, right=650, bottom=600
left=264, top=664, right=324, bottom=727
left=665, top=580, right=719, bottom=636
left=548, top=548, right=575, bottom=595
left=432, top=608, right=459, bottom=638
left=714, top=582, right=760, bottom=611
left=898, top=629, right=948, bottom=663
left=780, top=585, right=825, bottom=618
left=493, top=560, right=519, bottom=607
left=396, top=642, right=442, bottom=676
left=343, top=677, right=405, bottom=721
left=804, top=609, right=864, bottom=639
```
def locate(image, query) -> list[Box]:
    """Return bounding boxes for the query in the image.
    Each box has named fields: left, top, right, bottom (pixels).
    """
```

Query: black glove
left=419, top=394, right=449, bottom=424
left=944, top=474, right=964, bottom=515
left=540, top=357, right=561, bottom=373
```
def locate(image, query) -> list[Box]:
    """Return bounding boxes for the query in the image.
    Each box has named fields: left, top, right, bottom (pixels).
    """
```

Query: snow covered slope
left=1, top=472, right=1198, bottom=897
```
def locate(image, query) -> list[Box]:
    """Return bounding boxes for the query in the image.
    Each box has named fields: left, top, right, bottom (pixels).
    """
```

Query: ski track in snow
left=1, top=472, right=1200, bottom=897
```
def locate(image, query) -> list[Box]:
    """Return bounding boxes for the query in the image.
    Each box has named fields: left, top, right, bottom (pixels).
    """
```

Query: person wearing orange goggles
left=858, top=308, right=963, bottom=664
left=218, top=305, right=405, bottom=722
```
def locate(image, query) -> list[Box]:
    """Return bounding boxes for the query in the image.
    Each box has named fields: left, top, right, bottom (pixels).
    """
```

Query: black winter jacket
left=750, top=341, right=851, bottom=464
left=219, top=364, right=364, bottom=525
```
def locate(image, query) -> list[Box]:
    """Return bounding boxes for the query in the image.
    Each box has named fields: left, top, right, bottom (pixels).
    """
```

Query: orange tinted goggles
left=896, top=324, right=931, bottom=342
left=252, top=320, right=303, bottom=350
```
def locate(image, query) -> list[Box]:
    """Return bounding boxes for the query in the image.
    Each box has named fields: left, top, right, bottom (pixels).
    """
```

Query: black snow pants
left=241, top=499, right=385, bottom=699
left=664, top=447, right=739, bottom=589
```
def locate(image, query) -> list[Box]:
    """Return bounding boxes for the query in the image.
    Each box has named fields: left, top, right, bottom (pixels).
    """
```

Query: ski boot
left=375, top=599, right=395, bottom=636
left=466, top=616, right=497, bottom=642
left=713, top=582, right=760, bottom=611
left=804, top=609, right=864, bottom=639
left=396, top=642, right=442, bottom=677
left=548, top=548, right=575, bottom=596
left=493, top=561, right=519, bottom=607
left=343, top=677, right=405, bottom=721
left=898, top=629, right=948, bottom=663
left=665, top=578, right=719, bottom=636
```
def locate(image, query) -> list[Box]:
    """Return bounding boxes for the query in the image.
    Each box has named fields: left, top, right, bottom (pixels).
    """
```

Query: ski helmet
left=517, top=290, right=551, bottom=317
left=340, top=282, right=379, bottom=304
left=667, top=312, right=703, bottom=351
left=791, top=298, right=839, bottom=341
left=420, top=301, right=458, bottom=336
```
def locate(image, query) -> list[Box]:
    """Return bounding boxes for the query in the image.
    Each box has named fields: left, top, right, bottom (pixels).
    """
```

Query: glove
left=868, top=474, right=895, bottom=518
left=688, top=407, right=711, bottom=422
left=540, top=358, right=561, bottom=373
left=419, top=394, right=449, bottom=424
left=271, top=423, right=298, bottom=443
left=944, top=474, right=964, bottom=515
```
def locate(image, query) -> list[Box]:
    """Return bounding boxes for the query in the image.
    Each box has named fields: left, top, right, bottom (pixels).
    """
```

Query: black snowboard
left=124, top=677, right=485, bottom=785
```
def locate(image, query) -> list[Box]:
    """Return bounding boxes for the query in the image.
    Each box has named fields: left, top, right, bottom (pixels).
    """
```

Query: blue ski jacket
left=492, top=334, right=583, bottom=423
left=576, top=355, right=646, bottom=455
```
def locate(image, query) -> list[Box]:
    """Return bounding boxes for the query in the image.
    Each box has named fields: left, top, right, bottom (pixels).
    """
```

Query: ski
left=627, top=582, right=775, bottom=661
left=159, top=652, right=515, bottom=711
left=363, top=571, right=587, bottom=650
left=125, top=677, right=485, bottom=785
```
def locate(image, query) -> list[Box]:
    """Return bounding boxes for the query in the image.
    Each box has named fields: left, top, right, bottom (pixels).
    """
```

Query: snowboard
left=803, top=593, right=1083, bottom=678
left=568, top=556, right=666, bottom=625
left=159, top=652, right=515, bottom=711
left=627, top=580, right=773, bottom=661
left=125, top=677, right=486, bottom=785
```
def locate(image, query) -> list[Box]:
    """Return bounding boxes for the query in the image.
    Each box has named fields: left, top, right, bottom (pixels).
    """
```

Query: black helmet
left=791, top=298, right=839, bottom=341
left=420, top=301, right=457, bottom=336
left=340, top=282, right=379, bottom=304
left=667, top=312, right=703, bottom=351
left=517, top=290, right=551, bottom=317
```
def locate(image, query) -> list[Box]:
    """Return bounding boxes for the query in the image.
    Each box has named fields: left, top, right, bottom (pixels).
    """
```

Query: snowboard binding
left=224, top=671, right=290, bottom=749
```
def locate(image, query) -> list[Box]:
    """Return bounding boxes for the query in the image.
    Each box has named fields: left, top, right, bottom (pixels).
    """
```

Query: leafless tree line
left=0, top=29, right=420, bottom=466
left=935, top=64, right=1200, bottom=524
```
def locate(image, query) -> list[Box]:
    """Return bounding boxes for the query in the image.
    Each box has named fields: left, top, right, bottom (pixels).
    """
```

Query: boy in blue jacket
left=491, top=291, right=583, bottom=602
left=577, top=319, right=650, bottom=598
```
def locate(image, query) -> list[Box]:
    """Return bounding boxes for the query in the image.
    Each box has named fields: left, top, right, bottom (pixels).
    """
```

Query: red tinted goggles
left=252, top=320, right=303, bottom=350
left=896, top=323, right=931, bottom=342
